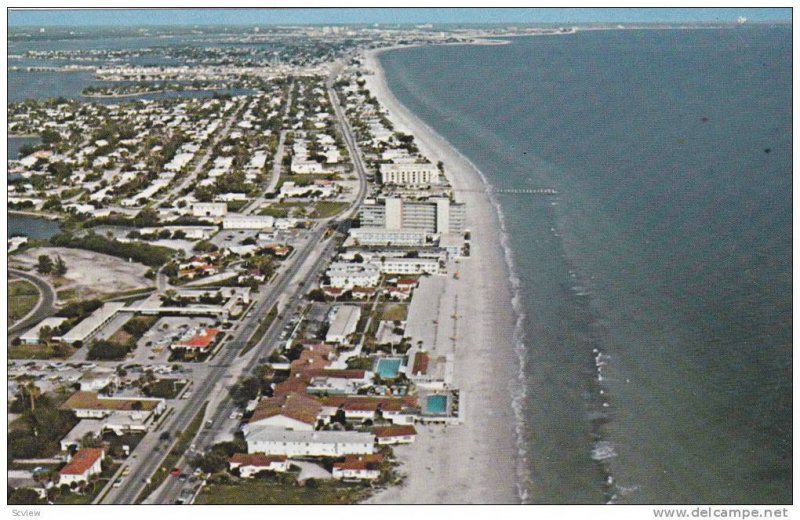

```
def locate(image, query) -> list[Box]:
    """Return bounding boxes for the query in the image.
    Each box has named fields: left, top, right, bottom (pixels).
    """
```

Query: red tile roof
left=373, top=425, right=417, bottom=438
left=249, top=392, right=322, bottom=426
left=411, top=352, right=430, bottom=376
left=178, top=328, right=220, bottom=349
left=333, top=454, right=384, bottom=471
left=60, top=448, right=104, bottom=476
left=60, top=391, right=160, bottom=412
left=272, top=376, right=310, bottom=397
left=289, top=344, right=335, bottom=375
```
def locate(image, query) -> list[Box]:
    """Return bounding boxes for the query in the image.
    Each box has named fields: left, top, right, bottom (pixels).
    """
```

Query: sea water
left=379, top=26, right=791, bottom=504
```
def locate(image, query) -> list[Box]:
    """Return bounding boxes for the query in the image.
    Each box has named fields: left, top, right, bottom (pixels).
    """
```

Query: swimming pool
left=426, top=394, right=448, bottom=415
left=375, top=358, right=402, bottom=379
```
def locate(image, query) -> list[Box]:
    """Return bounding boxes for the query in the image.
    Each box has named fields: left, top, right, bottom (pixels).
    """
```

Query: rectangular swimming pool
left=375, top=358, right=402, bottom=379
left=426, top=394, right=448, bottom=415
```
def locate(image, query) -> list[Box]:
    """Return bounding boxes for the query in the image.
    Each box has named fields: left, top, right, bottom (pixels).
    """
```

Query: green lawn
left=259, top=202, right=310, bottom=219
left=144, top=379, right=187, bottom=399
left=312, top=201, right=349, bottom=219
left=8, top=279, right=40, bottom=323
left=381, top=304, right=408, bottom=322
left=195, top=478, right=371, bottom=505
left=9, top=342, right=75, bottom=360
left=56, top=288, right=79, bottom=301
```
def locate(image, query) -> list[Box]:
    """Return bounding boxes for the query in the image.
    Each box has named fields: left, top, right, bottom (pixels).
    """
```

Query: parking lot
left=133, top=316, right=219, bottom=364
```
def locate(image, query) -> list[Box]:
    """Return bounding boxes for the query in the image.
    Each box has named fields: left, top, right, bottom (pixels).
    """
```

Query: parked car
left=170, top=467, right=181, bottom=477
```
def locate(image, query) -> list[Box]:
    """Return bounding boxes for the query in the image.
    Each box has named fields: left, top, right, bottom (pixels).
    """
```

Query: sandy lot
left=11, top=247, right=154, bottom=300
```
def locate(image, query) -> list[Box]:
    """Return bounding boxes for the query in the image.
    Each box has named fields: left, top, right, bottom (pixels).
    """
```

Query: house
left=228, top=453, right=288, bottom=477
left=60, top=391, right=165, bottom=430
left=289, top=343, right=336, bottom=376
left=246, top=392, right=322, bottom=431
left=59, top=448, right=105, bottom=486
left=373, top=424, right=418, bottom=445
left=192, top=202, right=227, bottom=217
left=332, top=454, right=384, bottom=481
left=242, top=427, right=375, bottom=457
left=351, top=287, right=377, bottom=300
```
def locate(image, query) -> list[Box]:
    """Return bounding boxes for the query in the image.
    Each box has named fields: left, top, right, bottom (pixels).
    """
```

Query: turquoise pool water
left=376, top=358, right=402, bottom=379
left=426, top=395, right=448, bottom=415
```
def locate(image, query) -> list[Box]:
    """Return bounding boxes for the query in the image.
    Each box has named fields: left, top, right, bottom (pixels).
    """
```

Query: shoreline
left=361, top=48, right=523, bottom=504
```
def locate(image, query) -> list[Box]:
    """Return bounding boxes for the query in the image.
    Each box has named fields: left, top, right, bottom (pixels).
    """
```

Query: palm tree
left=25, top=381, right=41, bottom=412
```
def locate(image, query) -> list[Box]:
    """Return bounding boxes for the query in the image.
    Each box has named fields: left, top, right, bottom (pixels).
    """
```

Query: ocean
left=379, top=26, right=792, bottom=504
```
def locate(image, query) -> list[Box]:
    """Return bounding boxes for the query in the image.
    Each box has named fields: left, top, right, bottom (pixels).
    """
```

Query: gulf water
left=379, top=26, right=791, bottom=504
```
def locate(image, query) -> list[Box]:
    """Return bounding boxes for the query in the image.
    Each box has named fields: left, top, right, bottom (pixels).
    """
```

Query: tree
left=24, top=381, right=41, bottom=413
left=332, top=408, right=347, bottom=426
left=54, top=255, right=68, bottom=276
left=37, top=255, right=53, bottom=274
left=8, top=487, right=45, bottom=505
left=41, top=128, right=62, bottom=145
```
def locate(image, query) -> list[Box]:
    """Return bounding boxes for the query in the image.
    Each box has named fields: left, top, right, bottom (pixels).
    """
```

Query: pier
left=454, top=187, right=559, bottom=195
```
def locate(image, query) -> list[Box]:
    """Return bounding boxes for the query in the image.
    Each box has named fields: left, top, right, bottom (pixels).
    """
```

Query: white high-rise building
left=380, top=163, right=441, bottom=186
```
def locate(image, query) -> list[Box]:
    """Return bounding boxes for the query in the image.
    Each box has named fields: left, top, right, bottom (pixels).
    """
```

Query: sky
left=7, top=8, right=792, bottom=27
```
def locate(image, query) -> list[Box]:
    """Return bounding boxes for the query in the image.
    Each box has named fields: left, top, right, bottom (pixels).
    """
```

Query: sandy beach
left=362, top=48, right=522, bottom=504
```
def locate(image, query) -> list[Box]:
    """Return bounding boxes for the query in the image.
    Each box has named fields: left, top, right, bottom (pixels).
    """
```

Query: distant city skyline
left=8, top=7, right=792, bottom=27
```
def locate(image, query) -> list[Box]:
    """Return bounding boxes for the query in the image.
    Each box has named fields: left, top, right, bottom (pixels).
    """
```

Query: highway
left=8, top=267, right=58, bottom=337
left=151, top=67, right=370, bottom=505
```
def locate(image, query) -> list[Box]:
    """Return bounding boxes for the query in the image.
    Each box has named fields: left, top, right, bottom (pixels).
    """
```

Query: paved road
left=151, top=100, right=246, bottom=208
left=8, top=268, right=57, bottom=337
left=241, top=82, right=293, bottom=215
left=104, top=216, right=343, bottom=504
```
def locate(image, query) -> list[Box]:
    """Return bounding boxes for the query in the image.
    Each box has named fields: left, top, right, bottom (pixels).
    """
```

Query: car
left=112, top=478, right=124, bottom=488
left=122, top=467, right=131, bottom=476
left=170, top=467, right=181, bottom=477
left=178, top=474, right=188, bottom=482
